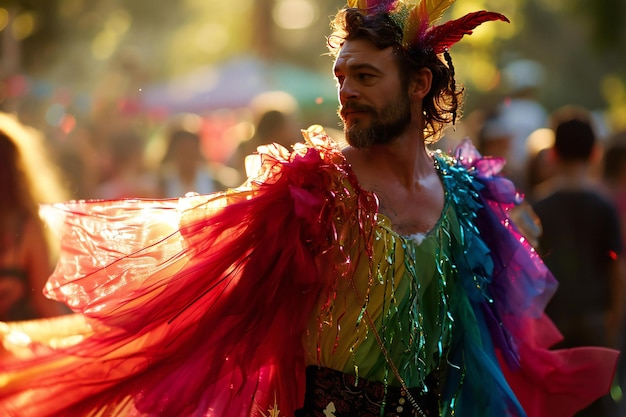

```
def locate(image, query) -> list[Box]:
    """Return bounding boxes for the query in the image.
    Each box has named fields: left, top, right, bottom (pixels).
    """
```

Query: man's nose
left=338, top=78, right=359, bottom=102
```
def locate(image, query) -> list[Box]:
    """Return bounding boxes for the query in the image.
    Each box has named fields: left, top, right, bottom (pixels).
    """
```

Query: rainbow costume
left=0, top=128, right=618, bottom=416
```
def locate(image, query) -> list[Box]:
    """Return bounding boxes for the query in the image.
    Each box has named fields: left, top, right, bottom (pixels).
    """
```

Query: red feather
left=425, top=11, right=509, bottom=53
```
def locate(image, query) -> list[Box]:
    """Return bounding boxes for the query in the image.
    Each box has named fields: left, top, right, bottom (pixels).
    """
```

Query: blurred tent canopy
left=140, top=55, right=337, bottom=115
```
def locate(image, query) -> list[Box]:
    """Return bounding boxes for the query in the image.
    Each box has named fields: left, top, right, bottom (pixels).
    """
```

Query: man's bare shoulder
left=340, top=146, right=376, bottom=187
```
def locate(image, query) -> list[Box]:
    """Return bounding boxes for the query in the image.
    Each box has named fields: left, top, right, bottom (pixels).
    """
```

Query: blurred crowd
left=48, top=107, right=303, bottom=202
left=1, top=58, right=626, bottom=415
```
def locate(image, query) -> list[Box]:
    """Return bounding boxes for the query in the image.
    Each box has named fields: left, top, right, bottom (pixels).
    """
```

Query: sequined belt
left=294, top=366, right=439, bottom=417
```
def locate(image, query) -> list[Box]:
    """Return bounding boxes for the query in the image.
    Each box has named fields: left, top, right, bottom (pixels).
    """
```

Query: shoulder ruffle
left=447, top=139, right=618, bottom=417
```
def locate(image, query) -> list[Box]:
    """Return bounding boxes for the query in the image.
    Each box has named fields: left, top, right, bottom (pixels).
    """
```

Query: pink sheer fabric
left=502, top=314, right=618, bottom=417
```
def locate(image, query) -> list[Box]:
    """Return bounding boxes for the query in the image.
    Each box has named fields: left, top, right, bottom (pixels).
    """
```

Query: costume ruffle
left=0, top=131, right=618, bottom=417
left=452, top=139, right=619, bottom=416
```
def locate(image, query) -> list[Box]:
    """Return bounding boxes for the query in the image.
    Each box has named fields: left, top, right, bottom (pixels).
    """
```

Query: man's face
left=333, top=39, right=411, bottom=149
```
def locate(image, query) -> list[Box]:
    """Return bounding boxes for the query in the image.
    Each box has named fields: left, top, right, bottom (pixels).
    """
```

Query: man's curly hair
left=328, top=8, right=464, bottom=143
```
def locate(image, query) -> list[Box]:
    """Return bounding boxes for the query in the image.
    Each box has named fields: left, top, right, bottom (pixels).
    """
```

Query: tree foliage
left=0, top=0, right=624, bottom=129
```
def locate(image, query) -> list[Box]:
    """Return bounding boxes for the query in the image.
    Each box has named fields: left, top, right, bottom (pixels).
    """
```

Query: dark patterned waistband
left=294, top=366, right=439, bottom=417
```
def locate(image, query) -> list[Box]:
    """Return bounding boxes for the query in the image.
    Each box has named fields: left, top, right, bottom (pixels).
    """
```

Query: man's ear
left=409, top=68, right=432, bottom=100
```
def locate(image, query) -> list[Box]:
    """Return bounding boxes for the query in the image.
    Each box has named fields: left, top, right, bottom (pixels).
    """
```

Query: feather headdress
left=347, top=0, right=509, bottom=54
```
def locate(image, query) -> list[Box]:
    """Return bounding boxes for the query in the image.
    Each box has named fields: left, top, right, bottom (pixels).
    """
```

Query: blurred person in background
left=532, top=106, right=624, bottom=417
left=524, top=128, right=557, bottom=205
left=229, top=109, right=300, bottom=181
left=53, top=122, right=108, bottom=200
left=476, top=110, right=518, bottom=183
left=603, top=130, right=626, bottom=258
left=94, top=128, right=160, bottom=200
left=0, top=112, right=69, bottom=321
left=497, top=59, right=549, bottom=194
left=602, top=130, right=626, bottom=415
left=157, top=114, right=223, bottom=198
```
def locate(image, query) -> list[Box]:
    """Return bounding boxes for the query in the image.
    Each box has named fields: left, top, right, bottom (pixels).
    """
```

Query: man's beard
left=339, top=93, right=411, bottom=149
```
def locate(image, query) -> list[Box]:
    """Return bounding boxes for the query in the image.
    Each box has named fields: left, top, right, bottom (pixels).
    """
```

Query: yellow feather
left=347, top=0, right=368, bottom=9
left=424, top=0, right=455, bottom=24
left=402, top=2, right=423, bottom=45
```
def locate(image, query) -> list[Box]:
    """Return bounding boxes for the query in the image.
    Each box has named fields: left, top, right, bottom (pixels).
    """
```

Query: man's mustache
left=339, top=102, right=375, bottom=118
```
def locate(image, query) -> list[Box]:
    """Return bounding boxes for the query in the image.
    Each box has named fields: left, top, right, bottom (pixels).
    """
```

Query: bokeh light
left=194, top=23, right=229, bottom=55
left=91, top=10, right=131, bottom=60
left=273, top=0, right=318, bottom=30
left=12, top=12, right=35, bottom=41
left=0, top=8, right=9, bottom=31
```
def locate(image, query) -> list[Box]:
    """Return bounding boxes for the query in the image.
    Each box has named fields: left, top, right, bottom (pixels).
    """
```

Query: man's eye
left=358, top=73, right=374, bottom=81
